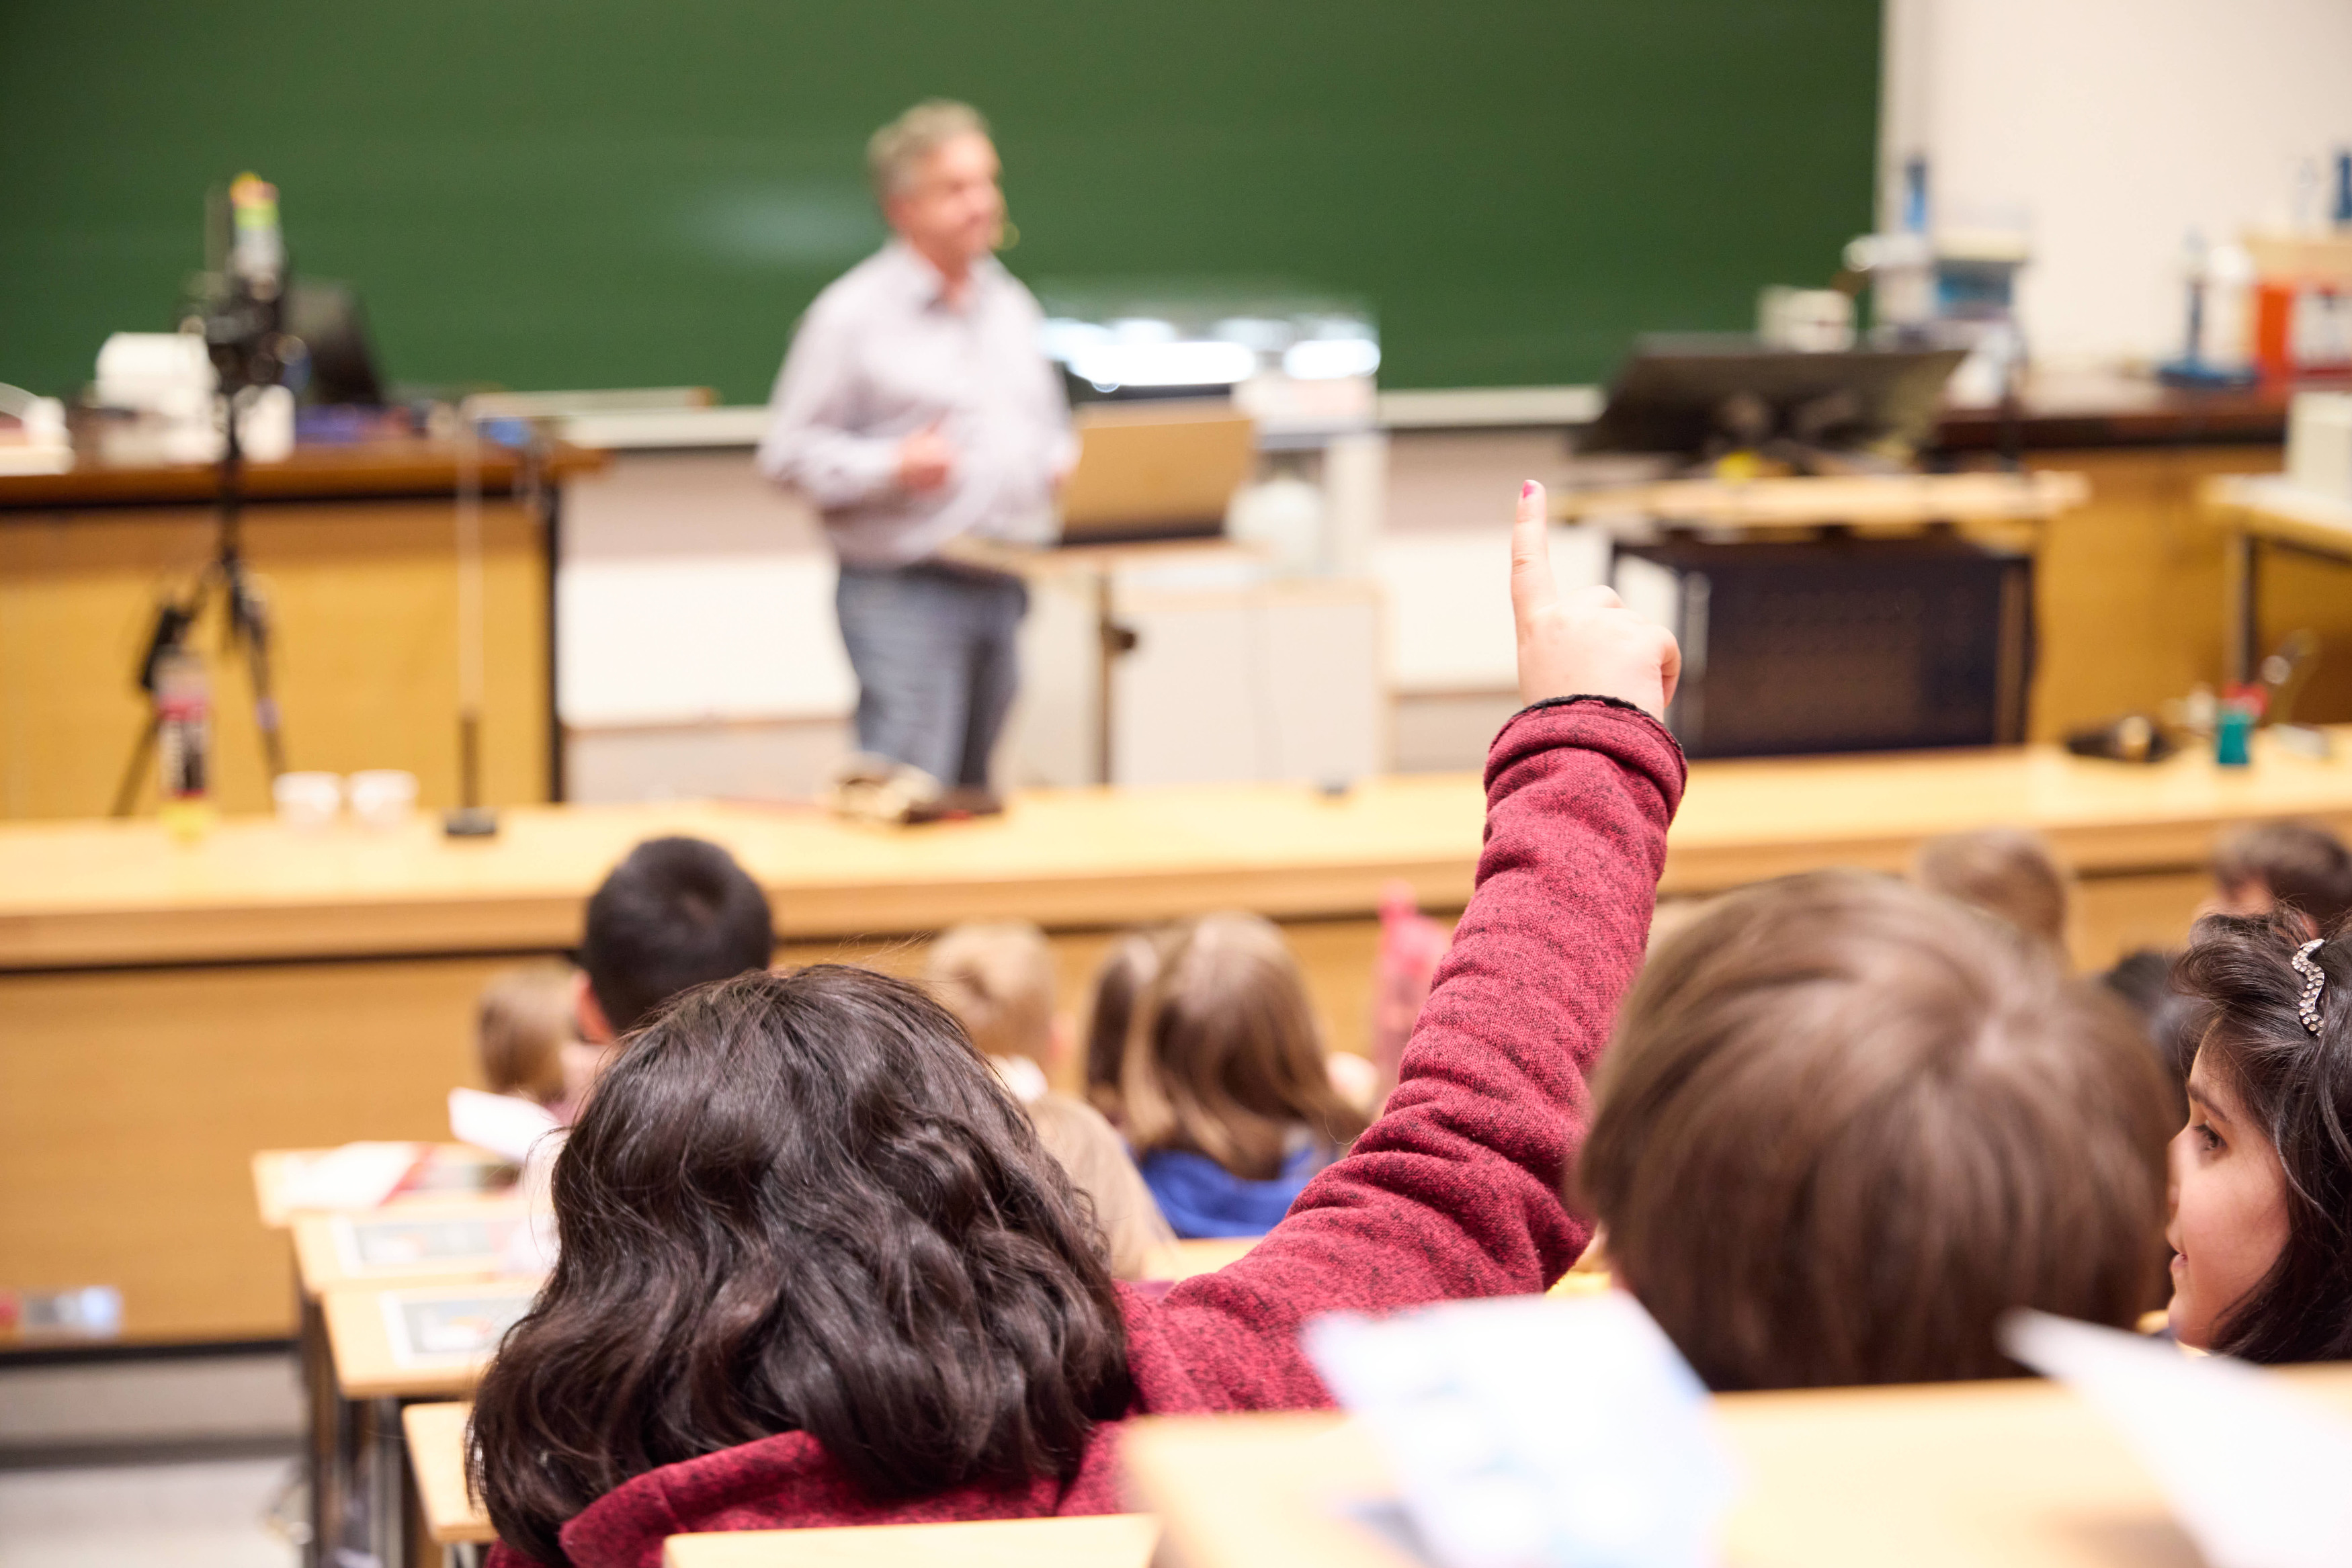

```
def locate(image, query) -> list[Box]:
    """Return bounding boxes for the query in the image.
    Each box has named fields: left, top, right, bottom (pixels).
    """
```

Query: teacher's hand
left=896, top=421, right=956, bottom=493
left=1512, top=480, right=1680, bottom=717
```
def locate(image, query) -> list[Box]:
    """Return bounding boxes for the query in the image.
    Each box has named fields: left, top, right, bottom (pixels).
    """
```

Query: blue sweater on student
left=1136, top=1140, right=1336, bottom=1239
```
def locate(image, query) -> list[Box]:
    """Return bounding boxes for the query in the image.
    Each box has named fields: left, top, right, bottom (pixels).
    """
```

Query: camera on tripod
left=190, top=173, right=297, bottom=405
left=112, top=174, right=296, bottom=819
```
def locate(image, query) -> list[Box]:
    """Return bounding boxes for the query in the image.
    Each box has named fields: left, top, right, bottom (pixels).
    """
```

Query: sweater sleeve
left=1124, top=698, right=1686, bottom=1411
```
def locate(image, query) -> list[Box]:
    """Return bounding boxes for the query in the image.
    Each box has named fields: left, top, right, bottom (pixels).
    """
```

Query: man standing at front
left=759, top=101, right=1070, bottom=824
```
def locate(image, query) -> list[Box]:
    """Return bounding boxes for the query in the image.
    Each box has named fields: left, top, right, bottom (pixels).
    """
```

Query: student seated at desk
left=2165, top=911, right=2352, bottom=1361
left=1577, top=871, right=2177, bottom=1391
left=466, top=481, right=1685, bottom=1566
left=924, top=920, right=1178, bottom=1279
left=574, top=836, right=776, bottom=1052
left=2207, top=820, right=2352, bottom=934
left=476, top=962, right=596, bottom=1124
left=1912, top=826, right=2071, bottom=961
left=1107, top=912, right=1372, bottom=1239
left=1079, top=927, right=1173, bottom=1119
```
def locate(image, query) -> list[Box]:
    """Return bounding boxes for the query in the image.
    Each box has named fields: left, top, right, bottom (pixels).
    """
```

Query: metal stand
left=109, top=392, right=286, bottom=816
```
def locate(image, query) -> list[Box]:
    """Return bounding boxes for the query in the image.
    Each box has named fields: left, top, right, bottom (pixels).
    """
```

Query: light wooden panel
left=0, top=955, right=503, bottom=1341
left=2072, top=869, right=2214, bottom=972
left=2012, top=447, right=2249, bottom=740
left=665, top=1516, right=1159, bottom=1568
left=403, top=1401, right=493, bottom=1547
left=0, top=498, right=548, bottom=820
left=1997, top=445, right=2352, bottom=740
left=2, top=918, right=1380, bottom=1346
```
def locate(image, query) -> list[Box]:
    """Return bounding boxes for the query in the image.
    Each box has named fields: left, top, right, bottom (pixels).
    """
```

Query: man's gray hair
left=867, top=100, right=991, bottom=201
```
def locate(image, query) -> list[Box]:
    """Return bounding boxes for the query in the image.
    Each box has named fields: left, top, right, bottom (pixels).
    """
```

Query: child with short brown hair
left=2209, top=820, right=2352, bottom=933
left=1913, top=826, right=2071, bottom=956
left=1118, top=912, right=1373, bottom=1237
left=1579, top=869, right=2175, bottom=1390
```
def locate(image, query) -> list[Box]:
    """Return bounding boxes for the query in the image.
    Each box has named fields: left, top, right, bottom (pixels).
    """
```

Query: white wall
left=1884, top=0, right=2352, bottom=367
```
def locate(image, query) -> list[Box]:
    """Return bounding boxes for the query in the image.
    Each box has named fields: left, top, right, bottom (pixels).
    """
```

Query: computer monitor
left=1578, top=335, right=1964, bottom=461
left=284, top=281, right=385, bottom=406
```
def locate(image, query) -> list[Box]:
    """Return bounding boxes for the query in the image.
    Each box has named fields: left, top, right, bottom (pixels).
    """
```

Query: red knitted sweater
left=501, top=699, right=1686, bottom=1568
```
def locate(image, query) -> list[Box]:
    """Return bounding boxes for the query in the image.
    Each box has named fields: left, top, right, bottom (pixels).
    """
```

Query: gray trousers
left=834, top=563, right=1028, bottom=787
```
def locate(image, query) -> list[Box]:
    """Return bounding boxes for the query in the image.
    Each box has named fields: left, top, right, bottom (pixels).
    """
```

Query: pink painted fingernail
left=1521, top=480, right=1536, bottom=499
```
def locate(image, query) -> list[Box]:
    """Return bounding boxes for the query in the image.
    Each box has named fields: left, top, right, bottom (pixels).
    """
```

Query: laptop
left=1057, top=399, right=1256, bottom=546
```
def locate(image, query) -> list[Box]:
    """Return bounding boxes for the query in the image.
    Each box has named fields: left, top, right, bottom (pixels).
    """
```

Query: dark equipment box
left=1610, top=535, right=2033, bottom=760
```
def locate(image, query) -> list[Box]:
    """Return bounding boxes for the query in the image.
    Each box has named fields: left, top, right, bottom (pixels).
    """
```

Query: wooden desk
left=322, top=1279, right=537, bottom=1402
left=1551, top=470, right=2087, bottom=528
left=1123, top=1365, right=2352, bottom=1568
left=10, top=730, right=2352, bottom=970
left=9, top=732, right=2352, bottom=1344
left=321, top=1280, right=531, bottom=1568
left=1931, top=373, right=2290, bottom=452
left=290, top=1199, right=526, bottom=1299
left=398, top=1395, right=1161, bottom=1567
left=665, top=1516, right=1159, bottom=1568
left=0, top=436, right=601, bottom=823
left=2203, top=474, right=2352, bottom=683
left=253, top=1145, right=517, bottom=1231
left=1145, top=1238, right=1260, bottom=1282
left=403, top=1402, right=494, bottom=1548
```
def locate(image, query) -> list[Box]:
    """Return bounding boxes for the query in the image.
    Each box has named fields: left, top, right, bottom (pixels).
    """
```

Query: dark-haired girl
left=471, top=482, right=1684, bottom=1567
left=2167, top=910, right=2352, bottom=1360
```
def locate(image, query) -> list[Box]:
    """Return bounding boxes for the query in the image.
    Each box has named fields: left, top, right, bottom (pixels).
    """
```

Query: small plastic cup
left=347, top=769, right=420, bottom=828
left=272, top=771, right=343, bottom=828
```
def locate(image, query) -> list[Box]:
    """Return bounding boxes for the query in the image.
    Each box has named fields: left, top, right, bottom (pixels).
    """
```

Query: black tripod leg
left=235, top=585, right=288, bottom=779
left=110, top=715, right=161, bottom=819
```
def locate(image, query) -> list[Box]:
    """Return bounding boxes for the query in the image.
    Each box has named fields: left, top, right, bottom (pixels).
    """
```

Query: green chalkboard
left=0, top=1, right=1879, bottom=404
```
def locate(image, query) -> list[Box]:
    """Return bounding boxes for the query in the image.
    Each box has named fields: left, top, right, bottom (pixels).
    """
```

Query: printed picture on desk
left=335, top=1215, right=523, bottom=1273
left=386, top=1289, right=533, bottom=1364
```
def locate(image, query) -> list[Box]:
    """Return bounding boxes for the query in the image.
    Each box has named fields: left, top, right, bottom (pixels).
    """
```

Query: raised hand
left=1510, top=480, right=1680, bottom=717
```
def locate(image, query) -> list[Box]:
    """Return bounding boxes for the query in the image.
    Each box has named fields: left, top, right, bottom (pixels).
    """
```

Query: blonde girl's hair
left=925, top=920, right=1056, bottom=1066
left=1119, top=912, right=1370, bottom=1179
left=476, top=961, right=578, bottom=1104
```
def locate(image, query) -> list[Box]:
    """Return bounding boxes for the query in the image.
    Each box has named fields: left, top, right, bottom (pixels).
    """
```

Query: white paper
left=280, top=1141, right=423, bottom=1211
left=2004, top=1311, right=2352, bottom=1568
left=382, top=1287, right=534, bottom=1366
left=1306, top=1293, right=1735, bottom=1568
left=448, top=1087, right=560, bottom=1166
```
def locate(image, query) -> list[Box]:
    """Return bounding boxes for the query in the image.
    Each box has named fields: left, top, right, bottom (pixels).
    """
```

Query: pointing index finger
left=1510, top=479, right=1558, bottom=617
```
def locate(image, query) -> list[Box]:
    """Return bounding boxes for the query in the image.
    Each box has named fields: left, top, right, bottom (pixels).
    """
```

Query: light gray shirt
left=757, top=242, right=1073, bottom=569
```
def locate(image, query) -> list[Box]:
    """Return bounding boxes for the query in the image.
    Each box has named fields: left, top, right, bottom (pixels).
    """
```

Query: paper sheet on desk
left=1306, top=1293, right=1734, bottom=1568
left=2005, top=1311, right=2352, bottom=1568
left=448, top=1087, right=560, bottom=1166
left=280, top=1141, right=424, bottom=1210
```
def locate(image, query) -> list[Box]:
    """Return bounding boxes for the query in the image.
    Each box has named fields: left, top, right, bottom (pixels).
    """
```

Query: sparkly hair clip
left=2292, top=939, right=2327, bottom=1037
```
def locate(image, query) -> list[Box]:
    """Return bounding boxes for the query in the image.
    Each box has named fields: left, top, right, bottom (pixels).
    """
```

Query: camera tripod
left=109, top=394, right=288, bottom=817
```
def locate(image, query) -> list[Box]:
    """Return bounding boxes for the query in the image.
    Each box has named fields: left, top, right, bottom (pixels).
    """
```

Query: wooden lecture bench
left=405, top=1399, right=1158, bottom=1568
left=407, top=1365, right=2352, bottom=1566
left=9, top=729, right=2352, bottom=1344
left=1125, top=1363, right=2352, bottom=1568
